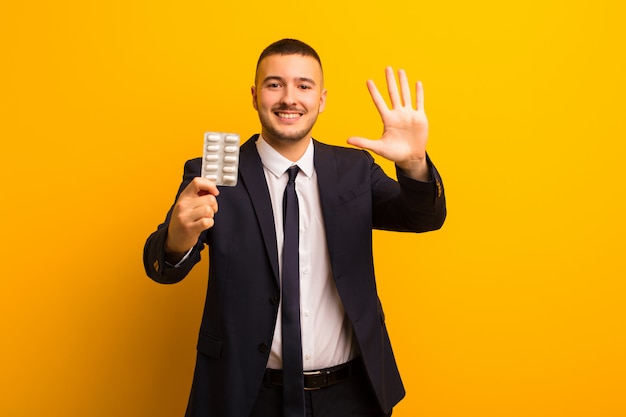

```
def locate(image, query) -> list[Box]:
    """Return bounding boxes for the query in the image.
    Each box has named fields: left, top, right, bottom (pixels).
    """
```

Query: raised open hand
left=348, top=67, right=430, bottom=180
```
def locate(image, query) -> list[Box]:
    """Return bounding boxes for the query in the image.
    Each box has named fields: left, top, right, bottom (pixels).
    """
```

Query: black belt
left=264, top=359, right=357, bottom=391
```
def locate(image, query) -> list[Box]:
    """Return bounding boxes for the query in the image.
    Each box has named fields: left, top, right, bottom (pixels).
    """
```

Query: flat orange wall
left=1, top=0, right=625, bottom=416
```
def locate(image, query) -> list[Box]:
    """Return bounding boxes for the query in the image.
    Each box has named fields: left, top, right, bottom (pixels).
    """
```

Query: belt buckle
left=303, top=369, right=328, bottom=391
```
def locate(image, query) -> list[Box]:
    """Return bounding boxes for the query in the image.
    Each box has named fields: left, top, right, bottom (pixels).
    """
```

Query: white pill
left=225, top=135, right=238, bottom=143
left=205, top=164, right=218, bottom=171
left=207, top=134, right=220, bottom=142
left=207, top=145, right=219, bottom=152
left=224, top=146, right=237, bottom=153
left=224, top=156, right=237, bottom=163
left=223, top=166, right=236, bottom=173
left=222, top=175, right=236, bottom=182
left=206, top=154, right=219, bottom=161
left=205, top=174, right=218, bottom=181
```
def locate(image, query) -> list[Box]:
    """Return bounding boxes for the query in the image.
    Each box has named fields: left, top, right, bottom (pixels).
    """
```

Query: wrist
left=396, top=158, right=429, bottom=181
left=165, top=233, right=191, bottom=261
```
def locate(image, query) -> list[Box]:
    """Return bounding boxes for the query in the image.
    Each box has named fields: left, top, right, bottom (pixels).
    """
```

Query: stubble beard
left=259, top=111, right=319, bottom=145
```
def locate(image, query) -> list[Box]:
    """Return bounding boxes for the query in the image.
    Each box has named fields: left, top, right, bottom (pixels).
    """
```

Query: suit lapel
left=239, top=135, right=280, bottom=284
left=313, top=140, right=339, bottom=263
left=238, top=138, right=340, bottom=284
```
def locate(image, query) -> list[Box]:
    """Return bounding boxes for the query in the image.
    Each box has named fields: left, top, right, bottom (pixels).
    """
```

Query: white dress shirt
left=256, top=136, right=358, bottom=371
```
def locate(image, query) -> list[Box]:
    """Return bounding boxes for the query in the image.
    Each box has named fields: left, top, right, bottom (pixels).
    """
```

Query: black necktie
left=281, top=166, right=305, bottom=417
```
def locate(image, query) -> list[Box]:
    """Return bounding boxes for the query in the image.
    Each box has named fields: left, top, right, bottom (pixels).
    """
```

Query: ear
left=318, top=89, right=327, bottom=114
left=251, top=86, right=258, bottom=111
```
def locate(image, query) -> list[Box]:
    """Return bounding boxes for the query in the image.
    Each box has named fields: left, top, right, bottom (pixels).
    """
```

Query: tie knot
left=286, top=165, right=299, bottom=183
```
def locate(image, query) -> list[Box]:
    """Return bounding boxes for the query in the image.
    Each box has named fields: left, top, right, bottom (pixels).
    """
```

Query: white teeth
left=277, top=113, right=300, bottom=119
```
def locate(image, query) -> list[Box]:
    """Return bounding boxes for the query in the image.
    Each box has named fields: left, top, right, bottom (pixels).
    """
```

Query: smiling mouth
left=276, top=112, right=302, bottom=119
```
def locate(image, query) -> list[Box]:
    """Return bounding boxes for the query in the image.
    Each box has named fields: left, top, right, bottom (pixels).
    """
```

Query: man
left=144, top=38, right=446, bottom=417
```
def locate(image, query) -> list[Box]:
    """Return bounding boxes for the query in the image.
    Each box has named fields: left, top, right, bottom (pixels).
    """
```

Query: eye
left=298, top=84, right=312, bottom=90
left=267, top=82, right=282, bottom=89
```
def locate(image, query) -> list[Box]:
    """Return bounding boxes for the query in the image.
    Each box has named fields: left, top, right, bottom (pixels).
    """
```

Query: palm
left=348, top=67, right=428, bottom=163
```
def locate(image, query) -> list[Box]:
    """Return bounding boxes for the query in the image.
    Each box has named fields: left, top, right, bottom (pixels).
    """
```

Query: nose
left=280, top=85, right=297, bottom=106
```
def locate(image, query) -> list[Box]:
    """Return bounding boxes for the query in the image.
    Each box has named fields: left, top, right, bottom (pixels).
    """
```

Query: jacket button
left=269, top=295, right=279, bottom=306
left=258, top=343, right=269, bottom=353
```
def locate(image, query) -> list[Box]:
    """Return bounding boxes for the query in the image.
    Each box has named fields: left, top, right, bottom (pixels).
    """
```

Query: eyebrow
left=262, top=76, right=317, bottom=86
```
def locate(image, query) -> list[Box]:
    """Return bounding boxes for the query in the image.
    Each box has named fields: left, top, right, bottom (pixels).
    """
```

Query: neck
left=262, top=134, right=311, bottom=162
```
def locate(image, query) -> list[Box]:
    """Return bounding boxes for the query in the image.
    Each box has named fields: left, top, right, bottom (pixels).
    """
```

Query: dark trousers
left=249, top=359, right=390, bottom=417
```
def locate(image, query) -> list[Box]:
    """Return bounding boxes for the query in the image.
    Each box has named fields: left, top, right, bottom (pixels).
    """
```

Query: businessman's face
left=252, top=54, right=326, bottom=146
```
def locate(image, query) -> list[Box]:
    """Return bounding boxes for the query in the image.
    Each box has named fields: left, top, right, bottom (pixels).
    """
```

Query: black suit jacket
left=144, top=135, right=446, bottom=417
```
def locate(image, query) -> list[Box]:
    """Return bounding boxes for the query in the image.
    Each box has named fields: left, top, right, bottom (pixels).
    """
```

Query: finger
left=187, top=204, right=216, bottom=226
left=385, top=66, right=401, bottom=109
left=196, top=217, right=215, bottom=232
left=398, top=69, right=412, bottom=108
left=190, top=194, right=218, bottom=215
left=196, top=177, right=220, bottom=196
left=186, top=177, right=220, bottom=197
left=206, top=194, right=219, bottom=214
left=347, top=136, right=385, bottom=155
left=415, top=80, right=425, bottom=111
left=366, top=79, right=389, bottom=115
left=186, top=214, right=215, bottom=235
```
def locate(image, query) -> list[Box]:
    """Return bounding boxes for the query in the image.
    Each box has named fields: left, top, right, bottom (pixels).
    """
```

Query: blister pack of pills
left=201, top=132, right=240, bottom=186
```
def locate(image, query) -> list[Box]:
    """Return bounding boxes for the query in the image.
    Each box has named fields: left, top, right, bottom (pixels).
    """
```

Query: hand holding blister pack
left=201, top=132, right=240, bottom=186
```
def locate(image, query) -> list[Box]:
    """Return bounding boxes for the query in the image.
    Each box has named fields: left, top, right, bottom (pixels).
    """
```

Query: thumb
left=347, top=136, right=383, bottom=154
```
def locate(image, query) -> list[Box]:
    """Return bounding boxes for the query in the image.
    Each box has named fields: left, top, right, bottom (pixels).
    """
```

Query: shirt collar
left=256, top=136, right=315, bottom=179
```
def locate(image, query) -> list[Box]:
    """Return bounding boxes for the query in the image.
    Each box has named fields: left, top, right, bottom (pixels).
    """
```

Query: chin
left=264, top=126, right=312, bottom=144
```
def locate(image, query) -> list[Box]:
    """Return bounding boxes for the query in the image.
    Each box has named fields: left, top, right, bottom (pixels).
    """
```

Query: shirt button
left=304, top=310, right=310, bottom=317
left=305, top=353, right=311, bottom=360
left=302, top=266, right=309, bottom=274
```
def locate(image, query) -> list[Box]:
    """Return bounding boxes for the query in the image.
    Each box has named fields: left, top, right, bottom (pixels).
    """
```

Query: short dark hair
left=255, top=38, right=322, bottom=82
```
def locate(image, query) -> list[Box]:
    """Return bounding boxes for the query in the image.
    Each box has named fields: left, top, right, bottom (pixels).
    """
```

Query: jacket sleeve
left=371, top=153, right=446, bottom=233
left=143, top=158, right=206, bottom=284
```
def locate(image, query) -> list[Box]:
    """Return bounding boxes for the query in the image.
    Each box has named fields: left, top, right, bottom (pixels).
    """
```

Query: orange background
left=1, top=0, right=625, bottom=416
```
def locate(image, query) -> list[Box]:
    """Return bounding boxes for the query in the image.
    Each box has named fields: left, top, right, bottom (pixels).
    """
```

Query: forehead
left=256, top=54, right=323, bottom=84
